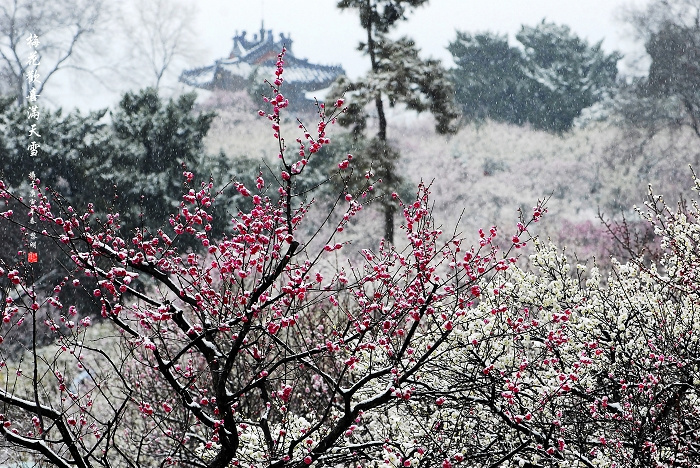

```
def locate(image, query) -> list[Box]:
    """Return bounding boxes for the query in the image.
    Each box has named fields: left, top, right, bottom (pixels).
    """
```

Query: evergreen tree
left=0, top=88, right=233, bottom=261
left=0, top=102, right=113, bottom=344
left=333, top=0, right=459, bottom=243
left=517, top=22, right=620, bottom=133
left=102, top=88, right=219, bottom=235
left=645, top=22, right=700, bottom=137
left=447, top=32, right=528, bottom=125
left=450, top=21, right=621, bottom=133
left=616, top=0, right=700, bottom=139
left=0, top=98, right=111, bottom=202
left=0, top=90, right=229, bottom=333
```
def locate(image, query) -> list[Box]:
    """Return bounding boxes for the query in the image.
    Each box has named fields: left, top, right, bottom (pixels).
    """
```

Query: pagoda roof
left=180, top=26, right=345, bottom=95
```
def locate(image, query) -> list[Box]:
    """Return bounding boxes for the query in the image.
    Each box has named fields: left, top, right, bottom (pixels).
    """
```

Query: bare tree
left=0, top=0, right=104, bottom=105
left=115, top=0, right=201, bottom=91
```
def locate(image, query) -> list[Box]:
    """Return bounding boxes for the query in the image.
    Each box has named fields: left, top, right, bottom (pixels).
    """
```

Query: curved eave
left=179, top=65, right=218, bottom=90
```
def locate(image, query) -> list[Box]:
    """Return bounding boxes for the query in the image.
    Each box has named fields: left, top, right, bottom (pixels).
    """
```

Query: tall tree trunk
left=366, top=0, right=394, bottom=243
left=384, top=201, right=395, bottom=243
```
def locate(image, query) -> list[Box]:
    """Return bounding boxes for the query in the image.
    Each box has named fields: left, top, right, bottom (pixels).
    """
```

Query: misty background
left=46, top=0, right=646, bottom=110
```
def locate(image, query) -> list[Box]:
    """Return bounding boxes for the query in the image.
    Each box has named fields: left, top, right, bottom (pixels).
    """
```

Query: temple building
left=180, top=25, right=345, bottom=110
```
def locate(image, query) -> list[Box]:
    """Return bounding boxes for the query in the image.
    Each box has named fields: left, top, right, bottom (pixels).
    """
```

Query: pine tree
left=104, top=88, right=218, bottom=235
left=0, top=90, right=228, bottom=334
left=449, top=21, right=620, bottom=133
left=645, top=22, right=700, bottom=137
left=516, top=21, right=620, bottom=133
left=0, top=99, right=111, bottom=201
left=616, top=0, right=700, bottom=139
left=0, top=88, right=229, bottom=250
left=447, top=32, right=528, bottom=126
left=333, top=0, right=459, bottom=243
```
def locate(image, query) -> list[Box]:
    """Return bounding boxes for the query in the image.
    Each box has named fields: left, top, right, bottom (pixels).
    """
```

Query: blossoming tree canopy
left=0, top=45, right=699, bottom=468
left=0, top=46, right=536, bottom=468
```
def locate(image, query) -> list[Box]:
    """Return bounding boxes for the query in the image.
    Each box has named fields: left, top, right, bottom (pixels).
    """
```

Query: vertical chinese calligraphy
left=25, top=33, right=41, bottom=264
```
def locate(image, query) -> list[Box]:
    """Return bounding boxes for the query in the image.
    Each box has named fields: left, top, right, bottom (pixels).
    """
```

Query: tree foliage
left=449, top=21, right=621, bottom=133
left=337, top=0, right=429, bottom=33
left=447, top=32, right=527, bottom=125
left=0, top=99, right=110, bottom=200
left=104, top=88, right=218, bottom=233
left=0, top=88, right=227, bottom=342
left=0, top=88, right=222, bottom=236
left=621, top=1, right=700, bottom=137
left=332, top=0, right=459, bottom=244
